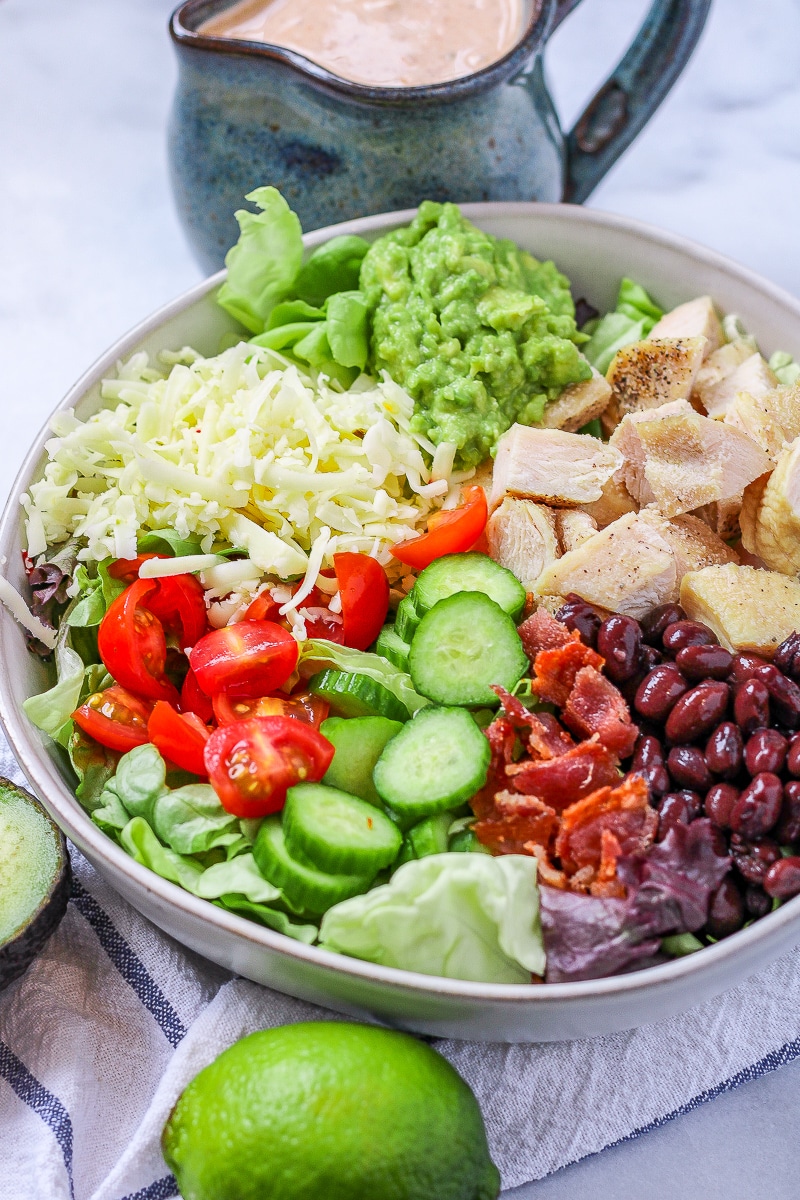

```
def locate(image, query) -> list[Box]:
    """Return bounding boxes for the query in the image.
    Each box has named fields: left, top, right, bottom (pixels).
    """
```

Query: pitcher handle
left=554, top=0, right=712, bottom=203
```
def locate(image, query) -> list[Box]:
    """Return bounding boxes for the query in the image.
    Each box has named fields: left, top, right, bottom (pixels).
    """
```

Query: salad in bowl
left=7, top=189, right=800, bottom=993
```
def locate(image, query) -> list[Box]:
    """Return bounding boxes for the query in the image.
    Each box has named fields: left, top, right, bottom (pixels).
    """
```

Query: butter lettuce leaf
left=295, top=235, right=370, bottom=307
left=583, top=277, right=664, bottom=374
left=319, top=853, right=545, bottom=983
left=217, top=186, right=304, bottom=334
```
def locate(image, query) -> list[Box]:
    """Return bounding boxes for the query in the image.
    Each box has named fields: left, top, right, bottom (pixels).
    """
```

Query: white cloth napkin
left=4, top=733, right=800, bottom=1200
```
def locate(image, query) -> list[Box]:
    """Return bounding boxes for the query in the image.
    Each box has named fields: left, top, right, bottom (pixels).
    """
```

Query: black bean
left=665, top=681, right=730, bottom=744
left=630, top=735, right=669, bottom=798
left=705, top=722, right=744, bottom=779
left=777, top=781, right=800, bottom=843
left=773, top=631, right=800, bottom=682
left=705, top=782, right=740, bottom=829
left=555, top=594, right=602, bottom=649
left=705, top=877, right=745, bottom=938
left=733, top=678, right=771, bottom=736
left=667, top=745, right=712, bottom=792
left=744, top=729, right=788, bottom=776
left=674, top=643, right=734, bottom=681
left=764, top=857, right=800, bottom=901
left=634, top=664, right=688, bottom=722
left=753, top=664, right=800, bottom=729
left=729, top=773, right=783, bottom=838
left=744, top=884, right=773, bottom=919
left=729, top=652, right=770, bottom=684
left=597, top=615, right=643, bottom=684
left=641, top=603, right=686, bottom=646
left=662, top=620, right=719, bottom=655
left=656, top=792, right=697, bottom=841
left=730, top=835, right=782, bottom=885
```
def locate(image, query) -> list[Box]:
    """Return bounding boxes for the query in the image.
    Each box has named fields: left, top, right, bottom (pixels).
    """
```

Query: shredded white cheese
left=139, top=554, right=224, bottom=578
left=22, top=346, right=458, bottom=590
left=0, top=576, right=58, bottom=649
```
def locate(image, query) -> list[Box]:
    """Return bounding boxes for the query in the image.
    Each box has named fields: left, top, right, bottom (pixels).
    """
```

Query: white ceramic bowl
left=3, top=203, right=800, bottom=1044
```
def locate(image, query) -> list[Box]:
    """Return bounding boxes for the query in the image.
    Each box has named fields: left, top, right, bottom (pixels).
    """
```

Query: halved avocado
left=0, top=777, right=70, bottom=991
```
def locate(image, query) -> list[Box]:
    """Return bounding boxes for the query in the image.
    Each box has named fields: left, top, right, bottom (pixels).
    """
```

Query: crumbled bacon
left=474, top=791, right=559, bottom=856
left=562, top=665, right=638, bottom=759
left=506, top=736, right=621, bottom=811
left=527, top=712, right=576, bottom=760
left=492, top=685, right=537, bottom=731
left=589, top=830, right=627, bottom=899
left=531, top=640, right=605, bottom=707
left=518, top=607, right=576, bottom=659
left=527, top=843, right=568, bottom=889
left=555, top=776, right=657, bottom=875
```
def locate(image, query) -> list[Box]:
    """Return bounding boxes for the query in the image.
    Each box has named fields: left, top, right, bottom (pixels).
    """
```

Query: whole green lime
left=162, top=1021, right=501, bottom=1200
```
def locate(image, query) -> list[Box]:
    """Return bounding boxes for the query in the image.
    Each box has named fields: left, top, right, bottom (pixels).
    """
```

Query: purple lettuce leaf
left=541, top=819, right=730, bottom=983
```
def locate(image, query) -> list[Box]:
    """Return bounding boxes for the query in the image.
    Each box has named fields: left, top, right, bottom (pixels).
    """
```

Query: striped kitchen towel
left=3, top=733, right=800, bottom=1200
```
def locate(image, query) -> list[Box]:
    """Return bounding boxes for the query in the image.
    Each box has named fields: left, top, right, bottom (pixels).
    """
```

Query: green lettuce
left=770, top=350, right=800, bottom=387
left=294, top=235, right=370, bottom=307
left=583, top=277, right=664, bottom=375
left=298, top=639, right=429, bottom=716
left=217, top=187, right=304, bottom=334
left=151, top=784, right=240, bottom=855
left=319, top=853, right=545, bottom=984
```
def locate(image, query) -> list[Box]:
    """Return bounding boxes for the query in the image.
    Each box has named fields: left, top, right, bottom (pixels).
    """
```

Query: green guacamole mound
left=359, top=201, right=591, bottom=469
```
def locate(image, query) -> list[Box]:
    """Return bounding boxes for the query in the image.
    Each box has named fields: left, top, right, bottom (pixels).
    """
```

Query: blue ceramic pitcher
left=169, top=0, right=711, bottom=272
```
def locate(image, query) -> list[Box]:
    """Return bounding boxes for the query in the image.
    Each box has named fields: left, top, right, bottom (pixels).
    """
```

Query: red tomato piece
left=204, top=716, right=334, bottom=818
left=213, top=690, right=329, bottom=728
left=333, top=553, right=390, bottom=651
left=98, top=579, right=180, bottom=703
left=180, top=668, right=215, bottom=725
left=189, top=620, right=299, bottom=701
left=243, top=591, right=283, bottom=623
left=302, top=606, right=345, bottom=644
left=73, top=685, right=153, bottom=753
left=391, top=485, right=488, bottom=569
left=145, top=574, right=208, bottom=649
left=107, top=554, right=166, bottom=583
left=148, top=701, right=210, bottom=777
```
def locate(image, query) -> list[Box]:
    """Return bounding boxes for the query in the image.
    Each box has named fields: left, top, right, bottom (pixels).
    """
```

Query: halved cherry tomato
left=333, top=552, right=390, bottom=650
left=391, top=485, right=488, bottom=569
left=204, top=716, right=334, bottom=818
left=189, top=620, right=299, bottom=701
left=148, top=701, right=210, bottom=777
left=180, top=668, right=215, bottom=724
left=213, top=690, right=329, bottom=728
left=302, top=606, right=345, bottom=643
left=98, top=579, right=180, bottom=703
left=243, top=591, right=283, bottom=623
left=73, top=685, right=153, bottom=753
left=144, top=574, right=208, bottom=649
left=107, top=554, right=166, bottom=583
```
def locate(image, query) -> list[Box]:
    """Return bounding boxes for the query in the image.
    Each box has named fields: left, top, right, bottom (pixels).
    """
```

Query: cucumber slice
left=394, top=594, right=420, bottom=641
left=397, top=811, right=452, bottom=866
left=449, top=828, right=492, bottom=855
left=253, top=816, right=372, bottom=915
left=310, top=669, right=409, bottom=722
left=283, top=783, right=402, bottom=875
left=413, top=553, right=526, bottom=621
left=373, top=707, right=490, bottom=823
left=375, top=626, right=411, bottom=672
left=409, top=592, right=528, bottom=707
left=320, top=715, right=403, bottom=806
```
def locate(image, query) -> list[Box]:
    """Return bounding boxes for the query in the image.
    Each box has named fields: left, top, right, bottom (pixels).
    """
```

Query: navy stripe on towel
left=0, top=1040, right=74, bottom=1199
left=119, top=1175, right=179, bottom=1200
left=71, top=880, right=187, bottom=1049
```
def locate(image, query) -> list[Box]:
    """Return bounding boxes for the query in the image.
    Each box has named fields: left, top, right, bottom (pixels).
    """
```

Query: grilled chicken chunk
left=699, top=353, right=778, bottom=419
left=554, top=509, right=598, bottom=554
left=534, top=512, right=676, bottom=619
left=692, top=337, right=758, bottom=411
left=609, top=408, right=772, bottom=517
left=581, top=474, right=638, bottom=528
left=724, top=382, right=800, bottom=460
left=740, top=437, right=800, bottom=574
left=637, top=510, right=739, bottom=585
left=486, top=498, right=560, bottom=590
left=681, top=563, right=800, bottom=656
left=601, top=336, right=707, bottom=436
left=610, top=399, right=695, bottom=503
left=649, top=296, right=723, bottom=358
left=489, top=426, right=622, bottom=511
left=692, top=496, right=744, bottom=542
left=540, top=364, right=613, bottom=433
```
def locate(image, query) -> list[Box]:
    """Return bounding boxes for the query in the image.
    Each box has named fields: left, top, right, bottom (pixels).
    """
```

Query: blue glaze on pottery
left=168, top=0, right=711, bottom=274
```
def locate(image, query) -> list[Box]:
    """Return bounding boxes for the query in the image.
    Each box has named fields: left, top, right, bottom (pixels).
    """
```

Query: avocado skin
left=0, top=778, right=71, bottom=992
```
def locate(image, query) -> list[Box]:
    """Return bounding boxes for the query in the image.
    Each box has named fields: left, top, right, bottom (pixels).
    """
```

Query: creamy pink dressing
left=199, top=0, right=530, bottom=87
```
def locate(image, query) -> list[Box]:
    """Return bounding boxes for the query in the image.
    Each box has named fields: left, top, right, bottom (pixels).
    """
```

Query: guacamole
left=360, top=202, right=591, bottom=469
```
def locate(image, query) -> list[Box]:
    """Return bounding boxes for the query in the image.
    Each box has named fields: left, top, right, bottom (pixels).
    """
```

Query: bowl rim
left=4, top=198, right=800, bottom=1006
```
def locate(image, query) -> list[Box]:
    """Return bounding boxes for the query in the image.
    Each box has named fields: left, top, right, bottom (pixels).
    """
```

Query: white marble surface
left=2, top=0, right=800, bottom=1194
